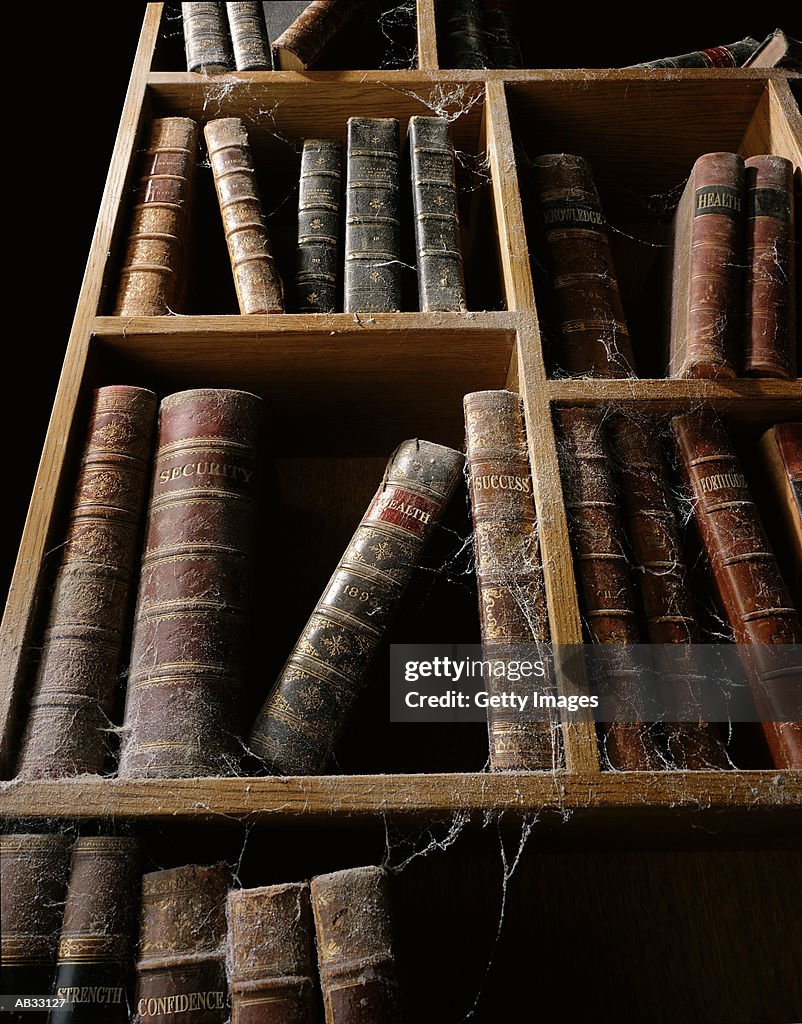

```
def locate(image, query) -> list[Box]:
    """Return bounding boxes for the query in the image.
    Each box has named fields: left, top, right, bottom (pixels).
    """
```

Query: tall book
left=439, top=0, right=488, bottom=68
left=666, top=152, right=745, bottom=379
left=530, top=154, right=636, bottom=377
left=744, top=155, right=796, bottom=379
left=672, top=410, right=802, bottom=770
left=182, top=3, right=234, bottom=72
left=742, top=28, right=802, bottom=69
left=205, top=118, right=284, bottom=314
left=273, top=0, right=366, bottom=70
left=626, top=37, right=759, bottom=68
left=310, top=866, right=402, bottom=1024
left=344, top=117, right=402, bottom=313
left=249, top=438, right=464, bottom=775
left=134, top=863, right=230, bottom=1024
left=228, top=883, right=316, bottom=1023
left=16, top=386, right=157, bottom=779
left=464, top=390, right=556, bottom=771
left=51, top=837, right=141, bottom=1023
left=480, top=0, right=522, bottom=68
left=409, top=116, right=467, bottom=312
left=0, top=834, right=71, bottom=1024
left=759, top=424, right=802, bottom=599
left=226, top=2, right=272, bottom=69
left=113, top=118, right=198, bottom=317
left=295, top=138, right=343, bottom=314
left=119, top=389, right=262, bottom=778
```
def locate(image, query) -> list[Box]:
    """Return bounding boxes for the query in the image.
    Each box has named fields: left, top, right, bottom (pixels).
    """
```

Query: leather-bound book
left=204, top=118, right=284, bottom=315
left=626, top=37, right=759, bottom=68
left=51, top=837, right=141, bottom=1022
left=273, top=0, right=367, bottom=71
left=344, top=117, right=401, bottom=313
left=464, top=391, right=555, bottom=771
left=119, top=389, right=262, bottom=778
left=555, top=407, right=661, bottom=770
left=409, top=117, right=467, bottom=313
left=16, top=386, right=157, bottom=779
left=0, top=834, right=71, bottom=1023
left=228, top=883, right=316, bottom=1023
left=295, top=139, right=343, bottom=314
left=113, top=118, right=198, bottom=317
left=439, top=0, right=488, bottom=68
left=744, top=155, right=796, bottom=379
left=759, top=424, right=802, bottom=598
left=249, top=439, right=464, bottom=775
left=226, top=3, right=272, bottom=69
left=310, top=866, right=402, bottom=1024
left=743, top=28, right=802, bottom=69
left=531, top=154, right=636, bottom=378
left=182, top=3, right=234, bottom=72
left=666, top=152, right=745, bottom=379
left=672, top=410, right=802, bottom=770
left=480, top=0, right=522, bottom=67
left=134, top=864, right=230, bottom=1024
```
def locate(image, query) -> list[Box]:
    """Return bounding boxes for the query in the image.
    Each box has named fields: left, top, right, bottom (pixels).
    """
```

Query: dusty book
left=295, top=138, right=343, bottom=313
left=273, top=0, right=366, bottom=70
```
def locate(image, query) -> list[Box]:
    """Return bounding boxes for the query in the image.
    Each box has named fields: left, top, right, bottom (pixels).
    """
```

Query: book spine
left=50, top=837, right=141, bottom=1023
left=627, top=37, right=759, bottom=68
left=226, top=2, right=272, bottom=69
left=295, top=139, right=343, bottom=314
left=0, top=834, right=71, bottom=1023
left=439, top=0, right=488, bottom=68
left=344, top=118, right=402, bottom=313
left=182, top=3, right=234, bottom=71
left=273, top=0, right=366, bottom=70
left=409, top=117, right=467, bottom=313
left=228, top=883, right=316, bottom=1024
left=480, top=0, right=523, bottom=67
left=531, top=154, right=636, bottom=378
left=464, top=390, right=555, bottom=771
left=134, top=864, right=230, bottom=1024
left=119, top=389, right=262, bottom=779
left=744, top=155, right=796, bottom=379
left=672, top=410, right=802, bottom=769
left=113, top=118, right=198, bottom=317
left=759, top=424, right=802, bottom=598
left=311, top=866, right=402, bottom=1024
left=15, top=387, right=158, bottom=779
left=249, top=438, right=464, bottom=775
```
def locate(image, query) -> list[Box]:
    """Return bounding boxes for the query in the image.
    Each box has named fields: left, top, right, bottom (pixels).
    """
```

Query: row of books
left=1, top=832, right=401, bottom=1023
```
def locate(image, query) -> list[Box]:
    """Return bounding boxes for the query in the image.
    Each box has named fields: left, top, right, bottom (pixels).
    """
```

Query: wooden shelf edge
left=548, top=378, right=802, bottom=405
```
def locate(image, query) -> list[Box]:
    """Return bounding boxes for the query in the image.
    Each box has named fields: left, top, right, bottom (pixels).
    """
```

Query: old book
left=666, top=152, right=745, bottom=379
left=249, top=438, right=464, bottom=774
left=555, top=407, right=661, bottom=770
left=228, top=883, right=316, bottom=1023
left=204, top=118, right=284, bottom=314
left=273, top=0, right=366, bottom=71
left=16, top=386, right=157, bottom=779
left=134, top=863, right=230, bottom=1024
left=759, top=424, right=802, bottom=599
left=672, top=410, right=802, bottom=770
left=409, top=116, right=467, bottom=312
left=226, top=2, right=272, bottom=69
left=295, top=138, right=343, bottom=314
left=182, top=3, right=234, bottom=72
left=480, top=0, right=522, bottom=67
left=113, top=118, right=198, bottom=317
left=464, top=390, right=556, bottom=771
left=742, top=28, right=802, bottom=69
left=51, top=837, right=141, bottom=1023
left=744, top=155, right=796, bottom=379
left=0, top=834, right=71, bottom=1022
left=439, top=0, right=488, bottom=68
left=626, top=37, right=759, bottom=68
left=531, top=154, right=636, bottom=377
left=311, top=866, right=402, bottom=1024
left=344, top=117, right=402, bottom=313
left=119, top=389, right=262, bottom=778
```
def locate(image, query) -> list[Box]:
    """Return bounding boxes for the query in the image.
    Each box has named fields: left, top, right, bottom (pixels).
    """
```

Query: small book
left=249, top=438, right=464, bottom=775
left=626, top=37, right=759, bottom=68
left=480, top=0, right=522, bottom=68
left=666, top=152, right=745, bottom=379
left=273, top=0, right=367, bottom=71
left=439, top=0, right=488, bottom=68
left=759, top=424, right=802, bottom=605
left=226, top=2, right=272, bottom=69
left=182, top=3, right=234, bottom=72
left=311, top=866, right=403, bottom=1023
left=742, top=28, right=802, bottom=69
left=295, top=138, right=343, bottom=313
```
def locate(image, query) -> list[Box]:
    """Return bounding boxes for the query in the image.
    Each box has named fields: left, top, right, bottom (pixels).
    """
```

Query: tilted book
left=273, top=0, right=367, bottom=70
left=627, top=37, right=759, bottom=68
left=759, top=424, right=802, bottom=599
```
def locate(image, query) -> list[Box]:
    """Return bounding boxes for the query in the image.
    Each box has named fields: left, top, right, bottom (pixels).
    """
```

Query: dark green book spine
left=295, top=139, right=343, bottom=313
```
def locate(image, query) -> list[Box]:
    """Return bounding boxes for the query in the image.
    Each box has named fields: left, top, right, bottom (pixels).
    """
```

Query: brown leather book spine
left=273, top=0, right=366, bottom=71
left=672, top=410, right=802, bottom=769
left=50, top=837, right=141, bottom=1023
left=134, top=863, right=230, bottom=1024
left=228, top=883, right=316, bottom=1024
left=182, top=3, right=234, bottom=72
left=15, top=386, right=158, bottom=779
left=0, top=834, right=71, bottom=1023
left=531, top=154, right=636, bottom=378
left=113, top=118, right=198, bottom=317
left=464, top=390, right=555, bottom=771
left=311, top=866, right=402, bottom=1024
left=759, top=423, right=802, bottom=599
left=119, top=389, right=262, bottom=778
left=204, top=118, right=284, bottom=315
left=667, top=152, right=744, bottom=379
left=744, top=155, right=796, bottom=379
left=249, top=439, right=464, bottom=775
left=226, top=2, right=272, bottom=69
